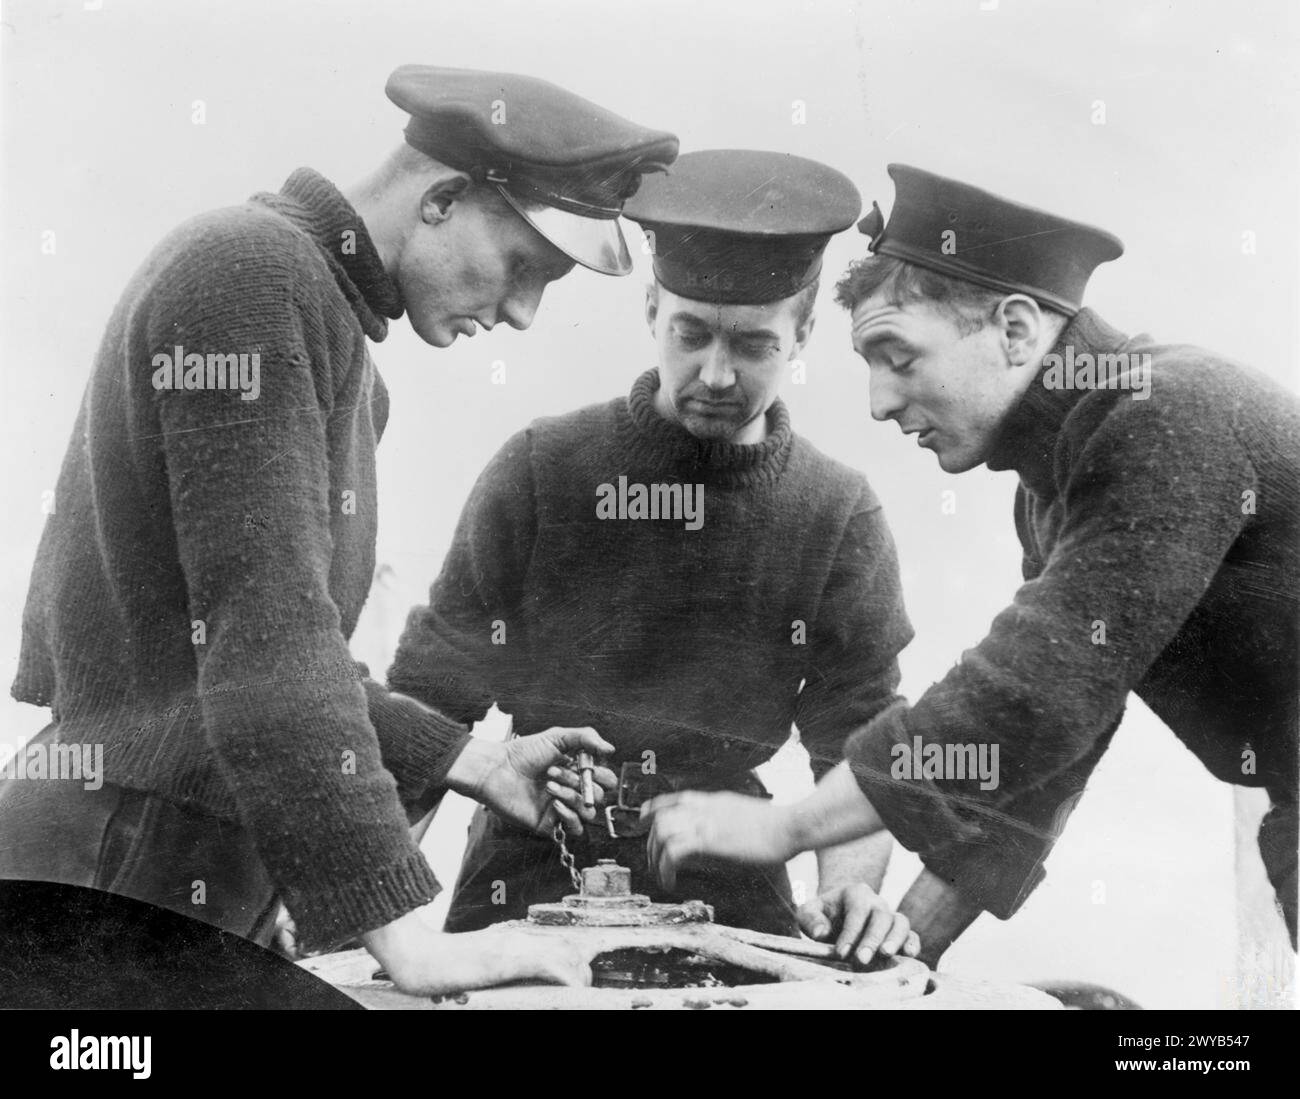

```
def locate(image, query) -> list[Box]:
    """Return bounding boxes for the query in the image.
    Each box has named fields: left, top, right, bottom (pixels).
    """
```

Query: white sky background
left=1, top=0, right=1297, bottom=1008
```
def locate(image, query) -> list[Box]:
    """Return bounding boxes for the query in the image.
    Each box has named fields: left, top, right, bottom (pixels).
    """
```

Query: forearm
left=386, top=626, right=496, bottom=727
left=192, top=660, right=441, bottom=952
left=171, top=454, right=451, bottom=946
left=846, top=390, right=1252, bottom=839
left=787, top=761, right=886, bottom=855
left=816, top=830, right=893, bottom=892
left=896, top=869, right=983, bottom=967
left=362, top=680, right=474, bottom=817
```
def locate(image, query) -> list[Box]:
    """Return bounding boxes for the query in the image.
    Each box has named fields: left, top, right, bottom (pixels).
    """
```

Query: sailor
left=390, top=149, right=920, bottom=965
left=2, top=65, right=678, bottom=996
left=645, top=163, right=1300, bottom=959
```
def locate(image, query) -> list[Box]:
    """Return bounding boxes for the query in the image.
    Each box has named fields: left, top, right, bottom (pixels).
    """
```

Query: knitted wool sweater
left=11, top=169, right=471, bottom=951
left=845, top=308, right=1300, bottom=918
left=388, top=370, right=914, bottom=780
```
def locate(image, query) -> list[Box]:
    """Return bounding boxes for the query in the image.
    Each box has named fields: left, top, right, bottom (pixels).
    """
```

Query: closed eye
left=673, top=324, right=711, bottom=349
left=736, top=340, right=779, bottom=359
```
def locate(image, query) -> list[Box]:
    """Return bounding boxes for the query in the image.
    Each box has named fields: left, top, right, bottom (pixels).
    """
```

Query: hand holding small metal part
left=536, top=727, right=616, bottom=834
left=465, top=726, right=615, bottom=838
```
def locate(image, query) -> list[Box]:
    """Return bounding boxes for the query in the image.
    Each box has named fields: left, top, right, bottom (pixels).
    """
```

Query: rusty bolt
left=581, top=859, right=632, bottom=897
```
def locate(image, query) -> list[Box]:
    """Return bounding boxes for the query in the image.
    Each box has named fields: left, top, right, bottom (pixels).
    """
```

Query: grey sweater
left=846, top=308, right=1299, bottom=927
left=389, top=369, right=914, bottom=780
left=12, top=169, right=471, bottom=951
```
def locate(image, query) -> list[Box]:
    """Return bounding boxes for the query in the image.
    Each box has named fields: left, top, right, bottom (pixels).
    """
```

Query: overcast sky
left=2, top=0, right=1296, bottom=1007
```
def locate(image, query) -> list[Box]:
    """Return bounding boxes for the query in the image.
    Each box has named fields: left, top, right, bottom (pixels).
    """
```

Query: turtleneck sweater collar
left=985, top=307, right=1133, bottom=496
left=251, top=167, right=404, bottom=342
left=616, top=368, right=795, bottom=489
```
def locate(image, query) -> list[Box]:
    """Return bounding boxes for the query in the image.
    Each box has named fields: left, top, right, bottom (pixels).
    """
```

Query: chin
left=936, top=448, right=980, bottom=474
left=418, top=322, right=457, bottom=349
left=682, top=416, right=743, bottom=442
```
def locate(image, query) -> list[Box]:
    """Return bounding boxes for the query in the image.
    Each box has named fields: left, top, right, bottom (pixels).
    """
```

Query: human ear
left=644, top=282, right=659, bottom=334
left=996, top=296, right=1043, bottom=367
left=419, top=174, right=473, bottom=225
left=791, top=311, right=816, bottom=358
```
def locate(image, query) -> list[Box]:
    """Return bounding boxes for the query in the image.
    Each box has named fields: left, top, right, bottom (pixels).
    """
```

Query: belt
left=590, top=762, right=770, bottom=840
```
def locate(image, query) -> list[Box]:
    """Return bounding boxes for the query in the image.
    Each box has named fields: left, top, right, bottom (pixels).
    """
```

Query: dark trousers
left=0, top=726, right=280, bottom=947
left=443, top=772, right=801, bottom=937
left=1259, top=797, right=1299, bottom=950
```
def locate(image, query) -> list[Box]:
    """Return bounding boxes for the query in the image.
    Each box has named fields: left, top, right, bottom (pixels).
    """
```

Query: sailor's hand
left=363, top=912, right=593, bottom=996
left=460, top=727, right=615, bottom=837
left=642, top=791, right=797, bottom=890
left=797, top=883, right=921, bottom=968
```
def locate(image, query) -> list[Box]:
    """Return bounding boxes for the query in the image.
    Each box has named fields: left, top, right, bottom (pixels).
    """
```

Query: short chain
left=552, top=821, right=583, bottom=893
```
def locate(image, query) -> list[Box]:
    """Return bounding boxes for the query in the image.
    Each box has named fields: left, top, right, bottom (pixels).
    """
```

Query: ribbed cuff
left=842, top=703, right=982, bottom=855
left=844, top=708, right=1051, bottom=919
left=286, top=843, right=442, bottom=955
left=914, top=839, right=1048, bottom=920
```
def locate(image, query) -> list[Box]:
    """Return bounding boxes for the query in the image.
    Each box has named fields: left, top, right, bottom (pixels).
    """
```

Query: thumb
left=796, top=897, right=833, bottom=940
left=552, top=726, right=616, bottom=757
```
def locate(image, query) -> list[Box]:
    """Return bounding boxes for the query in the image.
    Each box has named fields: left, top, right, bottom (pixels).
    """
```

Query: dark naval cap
left=386, top=65, right=679, bottom=276
left=858, top=164, right=1124, bottom=315
left=623, top=149, right=861, bottom=305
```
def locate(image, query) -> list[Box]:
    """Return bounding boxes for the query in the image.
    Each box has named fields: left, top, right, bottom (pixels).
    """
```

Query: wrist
left=443, top=736, right=500, bottom=800
left=816, top=832, right=892, bottom=893
left=814, top=863, right=868, bottom=895
left=897, top=871, right=983, bottom=964
left=361, top=908, right=421, bottom=968
left=773, top=803, right=805, bottom=862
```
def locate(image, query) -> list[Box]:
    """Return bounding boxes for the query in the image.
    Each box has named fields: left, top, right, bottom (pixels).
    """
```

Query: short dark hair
left=834, top=255, right=1064, bottom=335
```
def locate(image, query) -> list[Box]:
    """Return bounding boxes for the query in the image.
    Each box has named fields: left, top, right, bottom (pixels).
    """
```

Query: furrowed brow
left=856, top=329, right=912, bottom=354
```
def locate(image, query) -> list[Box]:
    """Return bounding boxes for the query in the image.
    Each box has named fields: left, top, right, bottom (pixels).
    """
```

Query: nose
left=500, top=282, right=545, bottom=331
left=868, top=368, right=907, bottom=422
left=697, top=343, right=736, bottom=392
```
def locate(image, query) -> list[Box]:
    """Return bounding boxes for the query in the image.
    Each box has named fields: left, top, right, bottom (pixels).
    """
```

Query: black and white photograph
left=0, top=0, right=1295, bottom=1069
